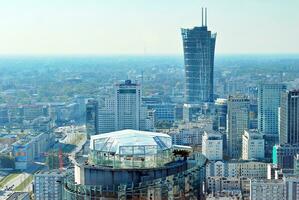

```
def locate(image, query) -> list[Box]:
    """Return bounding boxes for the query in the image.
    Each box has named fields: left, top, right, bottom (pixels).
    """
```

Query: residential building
left=206, top=160, right=268, bottom=179
left=250, top=179, right=285, bottom=200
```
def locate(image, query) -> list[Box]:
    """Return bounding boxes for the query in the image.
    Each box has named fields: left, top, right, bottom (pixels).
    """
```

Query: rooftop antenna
left=205, top=8, right=208, bottom=26
left=202, top=7, right=204, bottom=26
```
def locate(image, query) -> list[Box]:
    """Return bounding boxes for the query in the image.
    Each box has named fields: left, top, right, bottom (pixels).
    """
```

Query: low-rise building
left=250, top=179, right=285, bottom=200
left=206, top=160, right=268, bottom=179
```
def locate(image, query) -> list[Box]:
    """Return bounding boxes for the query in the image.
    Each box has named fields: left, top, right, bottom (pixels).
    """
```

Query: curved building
left=63, top=130, right=205, bottom=199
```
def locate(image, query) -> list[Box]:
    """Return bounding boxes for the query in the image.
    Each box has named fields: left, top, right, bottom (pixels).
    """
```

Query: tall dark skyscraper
left=279, top=90, right=299, bottom=144
left=181, top=8, right=216, bottom=104
left=86, top=99, right=99, bottom=138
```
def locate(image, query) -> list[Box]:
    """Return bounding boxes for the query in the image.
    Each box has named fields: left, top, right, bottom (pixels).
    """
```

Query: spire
left=205, top=8, right=208, bottom=26
left=202, top=7, right=204, bottom=26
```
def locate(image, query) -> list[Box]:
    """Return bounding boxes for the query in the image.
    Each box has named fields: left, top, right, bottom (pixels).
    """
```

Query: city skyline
left=0, top=0, right=298, bottom=55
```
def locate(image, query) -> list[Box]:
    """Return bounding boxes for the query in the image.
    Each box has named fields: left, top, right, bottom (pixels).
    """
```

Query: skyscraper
left=115, top=80, right=141, bottom=130
left=258, top=83, right=286, bottom=159
left=258, top=83, right=286, bottom=135
left=227, top=95, right=250, bottom=159
left=86, top=99, right=99, bottom=137
left=181, top=8, right=216, bottom=104
left=279, top=90, right=299, bottom=144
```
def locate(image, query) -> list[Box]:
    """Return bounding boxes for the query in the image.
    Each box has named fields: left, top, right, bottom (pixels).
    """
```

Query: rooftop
left=90, top=129, right=172, bottom=155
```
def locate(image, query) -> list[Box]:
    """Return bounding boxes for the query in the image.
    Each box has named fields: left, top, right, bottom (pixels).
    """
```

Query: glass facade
left=181, top=26, right=216, bottom=103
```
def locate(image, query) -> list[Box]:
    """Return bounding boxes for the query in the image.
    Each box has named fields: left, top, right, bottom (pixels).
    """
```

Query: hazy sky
left=0, top=0, right=298, bottom=55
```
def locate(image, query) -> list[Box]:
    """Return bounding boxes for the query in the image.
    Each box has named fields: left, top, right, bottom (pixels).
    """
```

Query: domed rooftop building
left=63, top=130, right=206, bottom=200
left=89, top=130, right=174, bottom=168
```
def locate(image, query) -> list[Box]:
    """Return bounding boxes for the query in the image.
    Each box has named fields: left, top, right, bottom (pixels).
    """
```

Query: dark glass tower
left=279, top=90, right=299, bottom=144
left=181, top=8, right=216, bottom=103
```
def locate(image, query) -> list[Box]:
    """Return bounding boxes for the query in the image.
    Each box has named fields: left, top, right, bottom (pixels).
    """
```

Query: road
left=1, top=172, right=30, bottom=191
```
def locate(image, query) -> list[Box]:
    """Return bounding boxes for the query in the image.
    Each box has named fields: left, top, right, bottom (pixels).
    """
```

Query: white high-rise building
left=227, top=95, right=250, bottom=159
left=115, top=80, right=141, bottom=130
left=202, top=130, right=223, bottom=160
left=242, top=130, right=264, bottom=160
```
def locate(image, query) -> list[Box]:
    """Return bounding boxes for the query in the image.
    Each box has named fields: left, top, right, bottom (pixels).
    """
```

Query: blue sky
left=0, top=0, right=298, bottom=55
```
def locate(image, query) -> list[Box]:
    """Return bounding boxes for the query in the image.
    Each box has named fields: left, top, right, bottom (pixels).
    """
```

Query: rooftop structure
left=63, top=130, right=203, bottom=199
left=89, top=129, right=175, bottom=168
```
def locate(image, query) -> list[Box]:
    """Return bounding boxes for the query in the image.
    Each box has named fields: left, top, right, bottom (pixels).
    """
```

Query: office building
left=34, top=170, right=65, bottom=200
left=181, top=8, right=216, bottom=103
left=227, top=95, right=250, bottom=159
left=214, top=98, right=227, bottom=131
left=272, top=144, right=299, bottom=170
left=62, top=130, right=205, bottom=199
left=202, top=130, right=223, bottom=160
left=242, top=130, right=264, bottom=160
left=258, top=83, right=286, bottom=159
left=115, top=80, right=141, bottom=130
left=85, top=99, right=99, bottom=137
left=279, top=90, right=299, bottom=145
left=258, top=83, right=286, bottom=134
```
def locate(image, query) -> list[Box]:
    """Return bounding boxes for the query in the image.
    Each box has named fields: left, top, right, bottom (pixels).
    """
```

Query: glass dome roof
left=90, top=129, right=172, bottom=155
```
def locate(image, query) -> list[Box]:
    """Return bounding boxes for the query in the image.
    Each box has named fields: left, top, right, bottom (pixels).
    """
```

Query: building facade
left=85, top=99, right=99, bottom=137
left=242, top=130, right=264, bottom=160
left=250, top=179, right=286, bottom=200
left=202, top=130, right=223, bottom=160
left=34, top=170, right=65, bottom=200
left=227, top=95, right=250, bottom=159
left=279, top=90, right=299, bottom=145
left=115, top=80, right=141, bottom=130
left=181, top=8, right=216, bottom=103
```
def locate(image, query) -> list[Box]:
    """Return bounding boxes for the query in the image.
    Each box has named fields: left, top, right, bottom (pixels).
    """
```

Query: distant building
left=115, top=80, right=141, bottom=130
left=22, top=104, right=49, bottom=121
left=85, top=99, right=99, bottom=137
left=273, top=144, right=299, bottom=170
left=202, top=130, right=223, bottom=160
left=250, top=179, right=285, bottom=200
left=170, top=127, right=203, bottom=146
left=206, top=160, right=268, bottom=179
left=206, top=177, right=250, bottom=199
left=12, top=132, right=54, bottom=170
left=279, top=90, right=299, bottom=145
left=181, top=8, right=216, bottom=103
left=258, top=83, right=286, bottom=159
left=183, top=103, right=202, bottom=122
left=214, top=98, right=227, bottom=131
left=34, top=170, right=65, bottom=200
left=242, top=130, right=264, bottom=160
left=227, top=95, right=250, bottom=159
